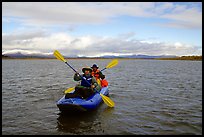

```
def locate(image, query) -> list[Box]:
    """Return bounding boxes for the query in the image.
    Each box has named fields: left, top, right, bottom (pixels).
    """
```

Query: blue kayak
left=57, top=87, right=109, bottom=112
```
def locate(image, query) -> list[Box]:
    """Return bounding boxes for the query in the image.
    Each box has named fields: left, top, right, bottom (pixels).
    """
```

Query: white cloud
left=2, top=2, right=110, bottom=26
left=2, top=31, right=201, bottom=56
left=160, top=6, right=202, bottom=29
left=2, top=2, right=202, bottom=29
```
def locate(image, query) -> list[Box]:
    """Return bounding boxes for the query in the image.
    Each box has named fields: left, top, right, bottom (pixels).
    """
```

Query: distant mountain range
left=2, top=51, right=54, bottom=58
left=2, top=51, right=177, bottom=59
left=96, top=54, right=177, bottom=59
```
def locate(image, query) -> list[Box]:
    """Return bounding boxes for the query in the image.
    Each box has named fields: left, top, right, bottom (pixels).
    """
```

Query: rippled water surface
left=2, top=59, right=202, bottom=135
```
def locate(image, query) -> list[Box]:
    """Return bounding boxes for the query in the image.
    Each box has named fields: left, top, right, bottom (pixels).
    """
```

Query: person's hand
left=75, top=72, right=79, bottom=76
left=91, top=85, right=95, bottom=89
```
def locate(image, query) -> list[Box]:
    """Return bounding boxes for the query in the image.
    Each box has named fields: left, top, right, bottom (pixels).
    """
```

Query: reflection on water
left=57, top=112, right=96, bottom=134
left=56, top=104, right=115, bottom=135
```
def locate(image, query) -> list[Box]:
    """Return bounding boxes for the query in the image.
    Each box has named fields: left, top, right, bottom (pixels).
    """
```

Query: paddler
left=91, top=64, right=108, bottom=87
left=91, top=64, right=105, bottom=80
left=65, top=67, right=101, bottom=99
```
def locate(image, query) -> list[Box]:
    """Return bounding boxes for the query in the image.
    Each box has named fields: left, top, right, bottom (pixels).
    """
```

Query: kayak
left=57, top=87, right=109, bottom=112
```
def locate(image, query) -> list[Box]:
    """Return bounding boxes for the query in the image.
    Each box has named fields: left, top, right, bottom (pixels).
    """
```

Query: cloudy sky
left=2, top=2, right=202, bottom=57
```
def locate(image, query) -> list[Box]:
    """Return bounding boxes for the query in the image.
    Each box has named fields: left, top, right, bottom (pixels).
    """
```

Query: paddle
left=101, top=59, right=118, bottom=72
left=54, top=50, right=78, bottom=74
left=53, top=50, right=115, bottom=107
left=64, top=87, right=75, bottom=94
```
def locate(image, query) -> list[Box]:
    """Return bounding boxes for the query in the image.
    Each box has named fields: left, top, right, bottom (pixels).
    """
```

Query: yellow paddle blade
left=97, top=79, right=101, bottom=86
left=100, top=93, right=115, bottom=107
left=64, top=87, right=75, bottom=94
left=106, top=59, right=118, bottom=69
left=53, top=50, right=66, bottom=62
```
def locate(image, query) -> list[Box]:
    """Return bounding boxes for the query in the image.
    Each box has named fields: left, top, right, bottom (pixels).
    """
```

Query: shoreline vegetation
left=155, top=55, right=202, bottom=61
left=2, top=55, right=202, bottom=61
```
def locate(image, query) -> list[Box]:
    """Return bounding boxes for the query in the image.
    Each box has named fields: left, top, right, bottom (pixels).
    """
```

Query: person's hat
left=82, top=67, right=92, bottom=73
left=91, top=64, right=99, bottom=69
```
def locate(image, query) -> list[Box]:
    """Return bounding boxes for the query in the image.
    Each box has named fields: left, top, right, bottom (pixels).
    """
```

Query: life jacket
left=81, top=74, right=92, bottom=87
left=92, top=69, right=100, bottom=80
left=92, top=69, right=108, bottom=87
left=101, top=79, right=108, bottom=87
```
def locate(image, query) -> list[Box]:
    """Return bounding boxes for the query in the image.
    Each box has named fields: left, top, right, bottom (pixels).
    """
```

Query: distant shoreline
left=2, top=55, right=202, bottom=61
left=155, top=56, right=202, bottom=61
left=2, top=56, right=202, bottom=61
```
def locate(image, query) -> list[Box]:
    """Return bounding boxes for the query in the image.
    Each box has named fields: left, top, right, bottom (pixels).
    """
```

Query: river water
left=2, top=59, right=202, bottom=135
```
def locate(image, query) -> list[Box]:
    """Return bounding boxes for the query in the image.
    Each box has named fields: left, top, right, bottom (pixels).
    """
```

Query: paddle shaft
left=100, top=68, right=106, bottom=72
left=65, top=62, right=78, bottom=73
